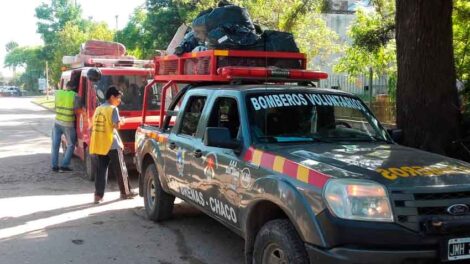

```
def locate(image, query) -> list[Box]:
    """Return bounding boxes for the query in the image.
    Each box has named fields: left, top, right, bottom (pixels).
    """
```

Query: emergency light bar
left=218, top=67, right=328, bottom=81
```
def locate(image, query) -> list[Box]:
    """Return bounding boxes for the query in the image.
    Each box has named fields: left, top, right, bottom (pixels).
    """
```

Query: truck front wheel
left=253, top=219, right=309, bottom=264
left=143, top=163, right=175, bottom=221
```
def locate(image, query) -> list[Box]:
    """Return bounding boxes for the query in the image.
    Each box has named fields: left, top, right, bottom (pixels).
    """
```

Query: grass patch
left=33, top=96, right=55, bottom=110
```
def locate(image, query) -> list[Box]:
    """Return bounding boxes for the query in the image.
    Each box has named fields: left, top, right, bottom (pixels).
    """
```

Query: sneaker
left=94, top=195, right=103, bottom=204
left=59, top=167, right=73, bottom=172
left=52, top=167, right=59, bottom=172
left=120, top=192, right=138, bottom=200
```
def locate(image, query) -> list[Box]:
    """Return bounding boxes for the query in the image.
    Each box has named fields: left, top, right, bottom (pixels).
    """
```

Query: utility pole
left=115, top=15, right=119, bottom=30
left=368, top=67, right=373, bottom=108
left=45, top=61, right=49, bottom=100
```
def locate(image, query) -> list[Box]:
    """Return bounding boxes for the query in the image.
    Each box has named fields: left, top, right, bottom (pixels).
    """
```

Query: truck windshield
left=96, top=74, right=158, bottom=111
left=247, top=92, right=390, bottom=144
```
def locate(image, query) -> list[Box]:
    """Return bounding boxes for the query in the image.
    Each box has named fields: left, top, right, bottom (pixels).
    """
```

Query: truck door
left=164, top=95, right=208, bottom=203
left=190, top=96, right=242, bottom=227
left=76, top=76, right=89, bottom=153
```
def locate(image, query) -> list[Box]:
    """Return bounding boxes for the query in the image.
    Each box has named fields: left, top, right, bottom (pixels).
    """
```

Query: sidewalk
left=31, top=96, right=55, bottom=111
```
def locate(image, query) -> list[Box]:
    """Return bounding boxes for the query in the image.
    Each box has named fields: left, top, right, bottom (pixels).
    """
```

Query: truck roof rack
left=143, top=50, right=329, bottom=128
left=153, top=50, right=328, bottom=83
left=62, top=55, right=154, bottom=69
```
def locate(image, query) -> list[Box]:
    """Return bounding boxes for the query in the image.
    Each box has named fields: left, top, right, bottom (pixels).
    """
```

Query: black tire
left=253, top=219, right=309, bottom=264
left=143, top=163, right=175, bottom=221
left=84, top=148, right=96, bottom=181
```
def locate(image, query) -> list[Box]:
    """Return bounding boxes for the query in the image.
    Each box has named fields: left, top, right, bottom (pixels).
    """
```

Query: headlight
left=323, top=179, right=394, bottom=222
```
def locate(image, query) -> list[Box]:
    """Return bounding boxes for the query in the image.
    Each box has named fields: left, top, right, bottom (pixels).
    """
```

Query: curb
left=31, top=100, right=55, bottom=112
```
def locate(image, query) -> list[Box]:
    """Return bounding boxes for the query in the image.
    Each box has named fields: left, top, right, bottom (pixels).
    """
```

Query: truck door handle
left=194, top=149, right=202, bottom=158
left=169, top=142, right=176, bottom=150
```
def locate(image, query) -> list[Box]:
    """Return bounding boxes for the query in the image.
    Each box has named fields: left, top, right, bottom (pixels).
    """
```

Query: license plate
left=448, top=238, right=470, bottom=261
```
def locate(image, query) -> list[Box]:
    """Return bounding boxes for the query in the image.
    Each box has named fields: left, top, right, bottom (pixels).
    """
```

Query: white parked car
left=2, top=87, right=21, bottom=96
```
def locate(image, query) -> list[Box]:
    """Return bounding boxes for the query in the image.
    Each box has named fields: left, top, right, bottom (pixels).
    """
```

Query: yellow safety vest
left=55, top=90, right=76, bottom=123
left=89, top=105, right=115, bottom=155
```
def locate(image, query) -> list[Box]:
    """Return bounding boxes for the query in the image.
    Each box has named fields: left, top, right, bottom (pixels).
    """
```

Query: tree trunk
left=395, top=0, right=460, bottom=157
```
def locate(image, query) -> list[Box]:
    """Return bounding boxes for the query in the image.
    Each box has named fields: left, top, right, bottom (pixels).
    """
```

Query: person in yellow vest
left=89, top=86, right=137, bottom=204
left=51, top=81, right=79, bottom=172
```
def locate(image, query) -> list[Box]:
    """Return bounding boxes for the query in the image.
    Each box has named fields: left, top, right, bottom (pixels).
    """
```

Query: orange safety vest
left=89, top=105, right=115, bottom=155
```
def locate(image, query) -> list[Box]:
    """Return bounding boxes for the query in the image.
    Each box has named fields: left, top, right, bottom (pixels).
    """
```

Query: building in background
left=314, top=0, right=389, bottom=98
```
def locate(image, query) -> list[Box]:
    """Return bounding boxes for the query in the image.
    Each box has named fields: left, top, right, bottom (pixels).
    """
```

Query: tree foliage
left=5, top=41, right=19, bottom=53
left=118, top=0, right=340, bottom=67
left=3, top=0, right=115, bottom=91
left=35, top=0, right=83, bottom=61
left=115, top=7, right=151, bottom=58
left=4, top=46, right=44, bottom=91
left=334, top=1, right=396, bottom=77
left=335, top=0, right=469, bottom=102
left=454, top=0, right=470, bottom=91
left=48, top=22, right=114, bottom=83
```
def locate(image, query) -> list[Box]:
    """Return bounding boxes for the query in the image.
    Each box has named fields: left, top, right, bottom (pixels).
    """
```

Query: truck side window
left=207, top=97, right=240, bottom=139
left=179, top=96, right=207, bottom=136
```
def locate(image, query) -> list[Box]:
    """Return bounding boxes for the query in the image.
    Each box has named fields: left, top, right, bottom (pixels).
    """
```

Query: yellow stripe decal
left=297, top=165, right=309, bottom=183
left=252, top=149, right=263, bottom=166
left=273, top=156, right=285, bottom=173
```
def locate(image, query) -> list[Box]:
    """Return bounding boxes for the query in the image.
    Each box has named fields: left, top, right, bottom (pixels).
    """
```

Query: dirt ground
left=0, top=97, right=244, bottom=264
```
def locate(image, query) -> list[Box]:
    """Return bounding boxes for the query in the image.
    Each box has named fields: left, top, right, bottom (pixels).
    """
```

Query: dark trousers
left=95, top=149, right=131, bottom=198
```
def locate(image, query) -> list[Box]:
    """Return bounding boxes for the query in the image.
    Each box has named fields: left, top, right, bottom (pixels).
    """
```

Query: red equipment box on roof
left=153, top=50, right=327, bottom=83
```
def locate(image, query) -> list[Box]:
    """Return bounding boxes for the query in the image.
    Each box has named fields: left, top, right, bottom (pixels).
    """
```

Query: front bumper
left=306, top=244, right=437, bottom=264
left=310, top=210, right=470, bottom=263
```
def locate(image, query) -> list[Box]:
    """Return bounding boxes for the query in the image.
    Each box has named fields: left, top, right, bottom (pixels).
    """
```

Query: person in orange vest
left=89, top=86, right=136, bottom=204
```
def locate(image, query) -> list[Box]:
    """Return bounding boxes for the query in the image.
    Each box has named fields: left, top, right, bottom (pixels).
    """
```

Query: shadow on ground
left=0, top=154, right=244, bottom=264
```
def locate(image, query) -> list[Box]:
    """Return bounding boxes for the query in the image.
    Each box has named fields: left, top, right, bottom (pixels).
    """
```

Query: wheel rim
left=262, top=243, right=288, bottom=264
left=146, top=172, right=156, bottom=209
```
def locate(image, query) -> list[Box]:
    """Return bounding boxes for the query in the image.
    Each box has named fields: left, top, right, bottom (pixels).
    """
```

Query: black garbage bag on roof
left=261, top=30, right=299, bottom=52
left=192, top=5, right=255, bottom=42
left=207, top=24, right=260, bottom=50
left=175, top=31, right=201, bottom=56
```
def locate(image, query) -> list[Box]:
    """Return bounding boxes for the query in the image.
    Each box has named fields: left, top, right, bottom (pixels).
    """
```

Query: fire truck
left=134, top=49, right=470, bottom=263
left=60, top=41, right=159, bottom=180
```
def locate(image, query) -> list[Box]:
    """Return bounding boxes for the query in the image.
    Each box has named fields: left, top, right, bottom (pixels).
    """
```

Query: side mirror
left=87, top=68, right=102, bottom=82
left=387, top=128, right=403, bottom=143
left=96, top=89, right=105, bottom=100
left=204, top=127, right=240, bottom=150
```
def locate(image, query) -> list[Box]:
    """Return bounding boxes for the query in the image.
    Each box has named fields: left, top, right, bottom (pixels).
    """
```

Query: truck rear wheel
left=84, top=148, right=96, bottom=181
left=253, top=219, right=309, bottom=264
left=144, top=163, right=175, bottom=221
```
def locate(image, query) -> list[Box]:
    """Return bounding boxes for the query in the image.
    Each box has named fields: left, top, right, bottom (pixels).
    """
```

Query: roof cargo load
left=62, top=41, right=153, bottom=69
left=153, top=50, right=327, bottom=83
left=176, top=2, right=299, bottom=54
left=192, top=4, right=255, bottom=34
left=80, top=40, right=126, bottom=57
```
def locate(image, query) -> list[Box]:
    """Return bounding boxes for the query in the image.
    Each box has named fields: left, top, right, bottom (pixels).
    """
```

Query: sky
left=0, top=0, right=145, bottom=78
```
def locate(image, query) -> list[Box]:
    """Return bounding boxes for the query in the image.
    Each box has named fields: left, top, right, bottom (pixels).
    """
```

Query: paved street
left=0, top=97, right=244, bottom=264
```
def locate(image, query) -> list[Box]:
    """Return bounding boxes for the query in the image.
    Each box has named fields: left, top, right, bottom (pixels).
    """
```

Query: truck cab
left=135, top=50, right=470, bottom=264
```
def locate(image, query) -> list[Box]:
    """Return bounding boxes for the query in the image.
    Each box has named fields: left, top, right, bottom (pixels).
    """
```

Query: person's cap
left=106, top=86, right=123, bottom=99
